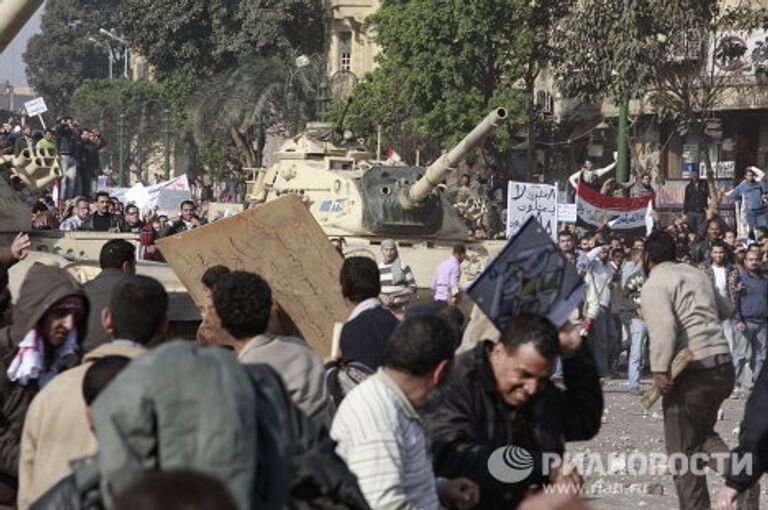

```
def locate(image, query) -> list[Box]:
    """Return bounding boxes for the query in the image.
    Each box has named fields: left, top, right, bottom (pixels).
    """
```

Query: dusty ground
left=567, top=378, right=759, bottom=509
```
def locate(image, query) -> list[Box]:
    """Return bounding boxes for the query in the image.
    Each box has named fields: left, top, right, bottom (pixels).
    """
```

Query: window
left=339, top=32, right=352, bottom=72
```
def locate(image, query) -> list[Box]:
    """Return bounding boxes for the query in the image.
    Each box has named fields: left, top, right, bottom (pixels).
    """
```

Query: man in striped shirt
left=378, top=239, right=417, bottom=315
left=331, top=315, right=480, bottom=510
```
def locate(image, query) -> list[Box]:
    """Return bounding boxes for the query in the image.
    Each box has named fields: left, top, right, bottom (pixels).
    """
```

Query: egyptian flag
left=576, top=182, right=654, bottom=232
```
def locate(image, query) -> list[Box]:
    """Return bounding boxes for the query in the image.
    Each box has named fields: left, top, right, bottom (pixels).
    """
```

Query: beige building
left=324, top=0, right=380, bottom=97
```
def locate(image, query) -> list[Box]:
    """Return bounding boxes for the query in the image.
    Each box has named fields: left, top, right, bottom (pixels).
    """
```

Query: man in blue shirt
left=729, top=167, right=768, bottom=235
left=734, top=247, right=768, bottom=390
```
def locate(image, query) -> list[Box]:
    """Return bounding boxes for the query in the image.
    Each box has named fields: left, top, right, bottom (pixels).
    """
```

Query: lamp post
left=117, top=112, right=127, bottom=186
left=162, top=106, right=171, bottom=179
left=98, top=28, right=129, bottom=79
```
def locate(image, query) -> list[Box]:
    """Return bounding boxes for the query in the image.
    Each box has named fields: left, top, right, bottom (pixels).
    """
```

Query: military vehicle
left=247, top=108, right=509, bottom=286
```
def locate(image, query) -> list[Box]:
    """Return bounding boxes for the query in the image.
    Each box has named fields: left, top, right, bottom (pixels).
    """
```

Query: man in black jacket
left=81, top=192, right=128, bottom=232
left=423, top=314, right=603, bottom=509
left=683, top=170, right=709, bottom=235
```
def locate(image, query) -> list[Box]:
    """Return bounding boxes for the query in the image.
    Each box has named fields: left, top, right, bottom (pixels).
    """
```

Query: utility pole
left=616, top=102, right=629, bottom=183
left=162, top=106, right=171, bottom=179
left=118, top=112, right=126, bottom=186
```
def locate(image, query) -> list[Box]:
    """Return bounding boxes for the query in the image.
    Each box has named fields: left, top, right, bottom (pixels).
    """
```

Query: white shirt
left=712, top=265, right=728, bottom=300
left=331, top=370, right=440, bottom=510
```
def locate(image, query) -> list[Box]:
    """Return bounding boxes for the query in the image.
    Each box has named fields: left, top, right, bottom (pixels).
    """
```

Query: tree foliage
left=71, top=79, right=170, bottom=182
left=327, top=0, right=568, bottom=165
left=24, top=0, right=123, bottom=116
left=120, top=0, right=325, bottom=80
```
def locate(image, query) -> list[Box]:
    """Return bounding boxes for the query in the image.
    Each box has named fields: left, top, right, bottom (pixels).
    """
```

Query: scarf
left=388, top=257, right=407, bottom=285
left=7, top=328, right=78, bottom=388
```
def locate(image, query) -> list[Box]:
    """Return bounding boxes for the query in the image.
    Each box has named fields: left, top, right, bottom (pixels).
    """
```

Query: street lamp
left=98, top=28, right=129, bottom=79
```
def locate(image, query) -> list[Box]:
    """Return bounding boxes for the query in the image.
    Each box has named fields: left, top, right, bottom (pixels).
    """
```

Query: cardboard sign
left=507, top=181, right=558, bottom=241
left=207, top=202, right=245, bottom=221
left=24, top=97, right=48, bottom=117
left=468, top=217, right=584, bottom=330
left=157, top=195, right=347, bottom=356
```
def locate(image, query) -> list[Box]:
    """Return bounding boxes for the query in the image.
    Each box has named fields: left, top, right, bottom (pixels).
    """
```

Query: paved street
left=569, top=379, right=759, bottom=509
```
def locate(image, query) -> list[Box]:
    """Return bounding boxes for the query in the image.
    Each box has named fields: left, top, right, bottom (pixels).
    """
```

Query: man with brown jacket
left=640, top=231, right=734, bottom=510
left=0, top=264, right=89, bottom=506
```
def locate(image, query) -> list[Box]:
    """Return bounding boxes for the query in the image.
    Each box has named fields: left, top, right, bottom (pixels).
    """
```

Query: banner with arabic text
left=507, top=181, right=558, bottom=241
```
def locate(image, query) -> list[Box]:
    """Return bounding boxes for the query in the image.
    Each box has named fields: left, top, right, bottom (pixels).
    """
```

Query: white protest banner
left=507, top=181, right=558, bottom=241
left=557, top=203, right=577, bottom=224
left=24, top=97, right=48, bottom=117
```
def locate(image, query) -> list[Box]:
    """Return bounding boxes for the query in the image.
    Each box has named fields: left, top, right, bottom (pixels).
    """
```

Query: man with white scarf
left=0, top=263, right=88, bottom=506
left=378, top=239, right=417, bottom=317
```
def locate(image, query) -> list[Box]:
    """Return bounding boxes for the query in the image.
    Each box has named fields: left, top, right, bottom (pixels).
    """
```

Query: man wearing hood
left=0, top=263, right=88, bottom=505
left=378, top=239, right=416, bottom=317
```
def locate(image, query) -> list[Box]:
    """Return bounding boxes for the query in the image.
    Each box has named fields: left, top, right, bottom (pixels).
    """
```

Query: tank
left=0, top=0, right=44, bottom=53
left=247, top=108, right=509, bottom=286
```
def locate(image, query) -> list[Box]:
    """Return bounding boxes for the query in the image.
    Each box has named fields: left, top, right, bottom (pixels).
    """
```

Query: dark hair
left=213, top=271, right=272, bottom=339
left=201, top=265, right=231, bottom=290
left=95, top=191, right=110, bottom=201
left=557, top=230, right=573, bottom=240
left=109, top=275, right=169, bottom=345
left=99, top=239, right=136, bottom=270
left=710, top=239, right=727, bottom=252
left=31, top=201, right=48, bottom=214
left=435, top=306, right=465, bottom=345
left=385, top=315, right=458, bottom=376
left=82, top=355, right=131, bottom=406
left=644, top=231, right=676, bottom=265
left=339, top=257, right=380, bottom=303
left=453, top=244, right=467, bottom=255
left=125, top=204, right=139, bottom=214
left=180, top=200, right=196, bottom=210
left=499, top=313, right=559, bottom=359
left=675, top=243, right=691, bottom=259
left=757, top=226, right=768, bottom=237
left=114, top=469, right=238, bottom=510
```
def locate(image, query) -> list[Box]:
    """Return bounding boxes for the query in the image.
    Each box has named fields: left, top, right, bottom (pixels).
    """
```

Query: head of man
left=101, top=275, right=169, bottom=346
left=180, top=200, right=197, bottom=222
left=40, top=295, right=87, bottom=347
left=213, top=271, right=272, bottom=341
left=706, top=219, right=724, bottom=241
left=74, top=197, right=90, bottom=220
left=201, top=265, right=231, bottom=300
left=643, top=231, right=676, bottom=275
left=339, top=257, right=380, bottom=306
left=557, top=231, right=574, bottom=253
left=690, top=169, right=700, bottom=182
left=632, top=237, right=645, bottom=251
left=489, top=314, right=559, bottom=407
left=453, top=243, right=467, bottom=263
left=381, top=239, right=399, bottom=264
left=641, top=173, right=652, bottom=186
left=582, top=160, right=594, bottom=172
left=745, top=168, right=757, bottom=182
left=94, top=191, right=111, bottom=215
left=724, top=230, right=736, bottom=246
left=745, top=248, right=762, bottom=274
left=710, top=240, right=727, bottom=267
left=610, top=247, right=625, bottom=268
left=460, top=174, right=471, bottom=187
left=610, top=237, right=623, bottom=251
left=578, top=236, right=592, bottom=251
left=99, top=239, right=136, bottom=275
left=384, top=315, right=459, bottom=406
left=43, top=129, right=55, bottom=142
left=124, top=205, right=140, bottom=226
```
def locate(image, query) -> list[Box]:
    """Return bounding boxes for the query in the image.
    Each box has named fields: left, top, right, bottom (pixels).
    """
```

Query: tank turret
left=250, top=108, right=509, bottom=241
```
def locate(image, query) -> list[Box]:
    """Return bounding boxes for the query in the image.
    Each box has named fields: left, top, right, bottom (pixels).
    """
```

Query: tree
left=326, top=0, right=569, bottom=170
left=70, top=79, right=171, bottom=183
left=551, top=0, right=768, bottom=210
left=120, top=0, right=325, bottom=80
left=24, top=0, right=123, bottom=116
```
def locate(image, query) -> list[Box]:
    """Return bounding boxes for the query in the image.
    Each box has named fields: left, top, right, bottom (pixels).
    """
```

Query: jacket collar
left=83, top=340, right=146, bottom=363
left=347, top=297, right=381, bottom=322
left=237, top=332, right=277, bottom=360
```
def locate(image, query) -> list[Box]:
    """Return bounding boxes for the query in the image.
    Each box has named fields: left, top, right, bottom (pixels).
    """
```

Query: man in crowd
left=378, top=239, right=417, bottom=316
left=0, top=264, right=88, bottom=505
left=425, top=314, right=602, bottom=508
left=123, top=204, right=144, bottom=233
left=683, top=169, right=709, bottom=235
left=691, top=217, right=732, bottom=266
left=213, top=271, right=331, bottom=428
left=161, top=200, right=199, bottom=237
left=18, top=275, right=169, bottom=509
left=331, top=315, right=480, bottom=509
left=339, top=257, right=399, bottom=371
left=733, top=247, right=768, bottom=391
left=78, top=129, right=106, bottom=199
left=432, top=244, right=466, bottom=305
left=55, top=117, right=79, bottom=201
left=81, top=192, right=128, bottom=232
left=196, top=265, right=234, bottom=347
left=558, top=230, right=575, bottom=258
left=622, top=250, right=648, bottom=393
left=700, top=241, right=740, bottom=356
left=581, top=244, right=615, bottom=376
left=35, top=130, right=55, bottom=150
left=641, top=231, right=734, bottom=509
left=568, top=158, right=616, bottom=191
left=82, top=240, right=136, bottom=353
left=729, top=167, right=768, bottom=235
left=59, top=197, right=90, bottom=232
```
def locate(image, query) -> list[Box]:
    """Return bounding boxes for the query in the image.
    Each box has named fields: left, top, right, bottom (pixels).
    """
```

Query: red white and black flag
left=576, top=182, right=654, bottom=232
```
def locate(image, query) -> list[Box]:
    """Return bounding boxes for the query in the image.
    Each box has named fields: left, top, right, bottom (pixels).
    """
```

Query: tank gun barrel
left=0, top=0, right=44, bottom=53
left=400, top=107, right=508, bottom=210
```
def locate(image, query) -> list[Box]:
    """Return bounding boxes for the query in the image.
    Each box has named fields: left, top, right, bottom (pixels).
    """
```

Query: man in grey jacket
left=212, top=270, right=332, bottom=429
left=641, top=231, right=734, bottom=510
